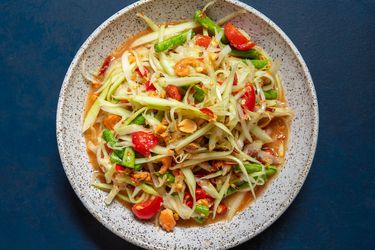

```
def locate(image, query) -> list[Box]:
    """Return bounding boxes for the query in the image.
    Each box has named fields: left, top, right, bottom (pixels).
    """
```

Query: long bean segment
left=194, top=10, right=228, bottom=43
left=230, top=49, right=259, bottom=59
left=154, top=30, right=194, bottom=52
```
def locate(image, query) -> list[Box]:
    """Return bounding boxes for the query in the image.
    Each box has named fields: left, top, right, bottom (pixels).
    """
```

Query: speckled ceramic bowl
left=56, top=0, right=318, bottom=249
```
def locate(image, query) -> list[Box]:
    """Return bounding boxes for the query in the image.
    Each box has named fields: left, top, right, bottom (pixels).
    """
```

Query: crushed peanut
left=178, top=119, right=197, bottom=133
left=132, top=172, right=152, bottom=182
left=155, top=123, right=167, bottom=134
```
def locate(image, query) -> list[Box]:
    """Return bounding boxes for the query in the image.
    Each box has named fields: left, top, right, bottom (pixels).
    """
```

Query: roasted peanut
left=159, top=209, right=176, bottom=232
left=174, top=57, right=205, bottom=76
left=178, top=119, right=197, bottom=133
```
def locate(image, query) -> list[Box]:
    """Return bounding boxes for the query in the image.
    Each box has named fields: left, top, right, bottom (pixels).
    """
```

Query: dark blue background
left=1, top=0, right=374, bottom=249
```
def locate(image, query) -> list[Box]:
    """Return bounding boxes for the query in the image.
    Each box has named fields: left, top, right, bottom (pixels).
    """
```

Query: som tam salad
left=83, top=3, right=293, bottom=232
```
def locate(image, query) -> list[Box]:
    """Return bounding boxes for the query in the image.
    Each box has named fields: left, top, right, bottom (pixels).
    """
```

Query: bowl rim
left=56, top=0, right=319, bottom=248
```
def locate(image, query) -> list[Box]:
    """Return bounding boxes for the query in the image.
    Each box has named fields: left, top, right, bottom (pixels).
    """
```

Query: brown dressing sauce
left=83, top=25, right=290, bottom=227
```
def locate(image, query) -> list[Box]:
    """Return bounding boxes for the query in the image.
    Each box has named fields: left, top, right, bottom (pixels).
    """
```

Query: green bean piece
left=230, top=49, right=259, bottom=59
left=193, top=217, right=206, bottom=224
left=238, top=163, right=278, bottom=177
left=244, top=163, right=262, bottom=173
left=134, top=163, right=143, bottom=171
left=110, top=153, right=122, bottom=164
left=194, top=10, right=228, bottom=43
left=226, top=182, right=249, bottom=197
left=154, top=30, right=194, bottom=52
left=264, top=89, right=278, bottom=100
left=230, top=164, right=278, bottom=194
left=251, top=60, right=268, bottom=69
left=122, top=147, right=135, bottom=168
left=155, top=111, right=164, bottom=121
left=193, top=85, right=205, bottom=102
left=102, top=129, right=117, bottom=146
left=139, top=183, right=158, bottom=195
left=265, top=166, right=277, bottom=177
left=165, top=171, right=175, bottom=184
left=131, top=114, right=145, bottom=125
left=115, top=149, right=124, bottom=159
left=102, top=129, right=124, bottom=158
left=234, top=163, right=262, bottom=174
left=195, top=204, right=209, bottom=217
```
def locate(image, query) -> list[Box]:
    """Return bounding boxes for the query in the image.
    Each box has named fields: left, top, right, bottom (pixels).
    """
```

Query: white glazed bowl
left=56, top=0, right=318, bottom=249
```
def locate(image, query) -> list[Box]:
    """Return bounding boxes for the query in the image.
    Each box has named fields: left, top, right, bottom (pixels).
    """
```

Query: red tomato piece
left=242, top=85, right=256, bottom=111
left=165, top=85, right=182, bottom=101
left=131, top=132, right=158, bottom=157
left=145, top=80, right=156, bottom=91
left=115, top=164, right=125, bottom=172
left=135, top=67, right=149, bottom=77
left=98, top=55, right=115, bottom=76
left=224, top=22, right=256, bottom=51
left=195, top=35, right=212, bottom=48
left=132, top=196, right=163, bottom=220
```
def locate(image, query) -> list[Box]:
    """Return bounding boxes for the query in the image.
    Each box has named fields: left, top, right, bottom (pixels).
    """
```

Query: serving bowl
left=56, top=0, right=318, bottom=249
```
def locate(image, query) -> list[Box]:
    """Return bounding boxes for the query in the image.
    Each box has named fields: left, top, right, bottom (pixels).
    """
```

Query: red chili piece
left=115, top=164, right=125, bottom=172
left=196, top=187, right=210, bottom=200
left=165, top=85, right=182, bottom=101
left=233, top=73, right=238, bottom=86
left=135, top=67, right=149, bottom=77
left=184, top=192, right=193, bottom=208
left=98, top=55, right=115, bottom=76
left=200, top=107, right=215, bottom=119
left=224, top=22, right=256, bottom=51
left=132, top=196, right=163, bottom=220
left=184, top=188, right=213, bottom=208
left=131, top=131, right=158, bottom=157
left=145, top=80, right=156, bottom=91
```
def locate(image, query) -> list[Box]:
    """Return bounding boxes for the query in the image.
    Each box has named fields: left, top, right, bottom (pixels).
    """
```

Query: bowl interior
left=57, top=0, right=318, bottom=249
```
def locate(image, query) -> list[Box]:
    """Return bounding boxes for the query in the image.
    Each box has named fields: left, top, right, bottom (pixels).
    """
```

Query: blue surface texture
left=1, top=0, right=374, bottom=249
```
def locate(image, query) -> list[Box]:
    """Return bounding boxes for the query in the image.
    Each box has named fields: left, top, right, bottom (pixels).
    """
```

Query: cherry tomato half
left=132, top=196, right=163, bottom=220
left=195, top=35, right=212, bottom=48
left=224, top=22, right=256, bottom=51
left=242, top=85, right=256, bottom=111
left=131, top=131, right=158, bottom=157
